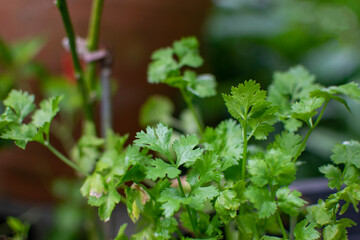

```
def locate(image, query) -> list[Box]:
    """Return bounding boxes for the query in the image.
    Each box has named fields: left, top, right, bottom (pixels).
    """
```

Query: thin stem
left=289, top=216, right=297, bottom=240
left=177, top=176, right=198, bottom=237
left=55, top=0, right=93, bottom=121
left=180, top=88, right=204, bottom=134
left=293, top=100, right=329, bottom=162
left=242, top=118, right=248, bottom=181
left=276, top=211, right=288, bottom=240
left=44, top=141, right=89, bottom=176
left=167, top=153, right=199, bottom=236
left=86, top=0, right=105, bottom=90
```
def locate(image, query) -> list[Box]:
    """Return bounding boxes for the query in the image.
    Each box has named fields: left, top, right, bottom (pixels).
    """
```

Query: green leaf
left=125, top=186, right=146, bottom=223
left=307, top=199, right=332, bottom=226
left=268, top=65, right=320, bottom=114
left=248, top=149, right=295, bottom=187
left=114, top=223, right=128, bottom=240
left=223, top=80, right=277, bottom=140
left=343, top=166, right=360, bottom=186
left=1, top=124, right=37, bottom=149
left=134, top=123, right=172, bottom=157
left=215, top=189, right=242, bottom=223
left=172, top=134, right=203, bottom=167
left=245, top=186, right=277, bottom=219
left=269, top=131, right=303, bottom=158
left=323, top=221, right=353, bottom=240
left=293, top=219, right=320, bottom=240
left=319, top=164, right=342, bottom=190
left=154, top=217, right=178, bottom=240
left=148, top=48, right=179, bottom=83
left=88, top=184, right=121, bottom=222
left=139, top=95, right=174, bottom=127
left=6, top=216, right=30, bottom=238
left=276, top=187, right=307, bottom=216
left=185, top=71, right=217, bottom=98
left=187, top=152, right=222, bottom=188
left=4, top=90, right=35, bottom=123
left=158, top=188, right=183, bottom=218
left=32, top=96, right=62, bottom=134
left=331, top=140, right=360, bottom=169
left=338, top=184, right=360, bottom=212
left=223, top=80, right=267, bottom=123
left=173, top=36, right=203, bottom=68
left=317, top=82, right=360, bottom=104
left=80, top=173, right=106, bottom=198
left=192, top=186, right=219, bottom=202
left=291, top=97, right=325, bottom=125
left=202, top=119, right=243, bottom=171
left=145, top=158, right=181, bottom=180
left=158, top=187, right=204, bottom=218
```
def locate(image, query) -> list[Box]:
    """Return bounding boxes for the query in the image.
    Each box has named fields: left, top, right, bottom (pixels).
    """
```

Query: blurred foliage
left=203, top=0, right=360, bottom=178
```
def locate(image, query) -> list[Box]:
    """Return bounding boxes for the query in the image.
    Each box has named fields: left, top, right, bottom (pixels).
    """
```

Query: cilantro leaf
left=1, top=124, right=37, bottom=149
left=223, top=80, right=267, bottom=123
left=172, top=134, right=203, bottom=167
left=187, top=152, right=222, bottom=188
left=269, top=131, right=303, bottom=158
left=307, top=199, right=332, bottom=226
left=293, top=219, right=320, bottom=240
left=268, top=66, right=320, bottom=112
left=173, top=37, right=203, bottom=68
left=145, top=158, right=181, bottom=180
left=319, top=164, right=342, bottom=190
left=331, top=140, right=360, bottom=169
left=338, top=184, right=360, bottom=212
left=32, top=96, right=62, bottom=136
left=185, top=70, right=217, bottom=98
left=215, top=189, right=242, bottom=224
left=88, top=184, right=121, bottom=222
left=114, top=224, right=128, bottom=240
left=154, top=217, right=178, bottom=240
left=202, top=119, right=243, bottom=171
left=223, top=80, right=277, bottom=140
left=248, top=149, right=295, bottom=187
left=80, top=173, right=106, bottom=198
left=276, top=187, right=307, bottom=216
left=3, top=90, right=35, bottom=123
left=158, top=188, right=183, bottom=218
left=245, top=186, right=277, bottom=219
left=134, top=123, right=172, bottom=157
left=148, top=48, right=178, bottom=84
left=291, top=97, right=325, bottom=126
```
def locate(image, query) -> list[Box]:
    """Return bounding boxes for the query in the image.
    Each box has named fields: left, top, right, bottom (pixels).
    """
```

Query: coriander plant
left=1, top=0, right=360, bottom=239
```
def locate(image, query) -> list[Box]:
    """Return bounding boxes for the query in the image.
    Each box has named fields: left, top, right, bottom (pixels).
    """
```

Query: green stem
left=289, top=216, right=297, bottom=240
left=177, top=176, right=198, bottom=237
left=180, top=88, right=204, bottom=134
left=242, top=118, right=248, bottom=181
left=85, top=0, right=105, bottom=90
left=276, top=211, right=288, bottom=240
left=293, top=100, right=329, bottom=162
left=44, top=141, right=89, bottom=176
left=55, top=0, right=93, bottom=121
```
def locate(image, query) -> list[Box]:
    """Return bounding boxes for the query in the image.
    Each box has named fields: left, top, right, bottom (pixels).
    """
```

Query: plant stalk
left=276, top=211, right=288, bottom=240
left=44, top=141, right=89, bottom=176
left=180, top=88, right=204, bottom=134
left=242, top=118, right=248, bottom=181
left=86, top=0, right=105, bottom=90
left=293, top=100, right=329, bottom=162
left=55, top=0, right=93, bottom=121
left=176, top=176, right=199, bottom=237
